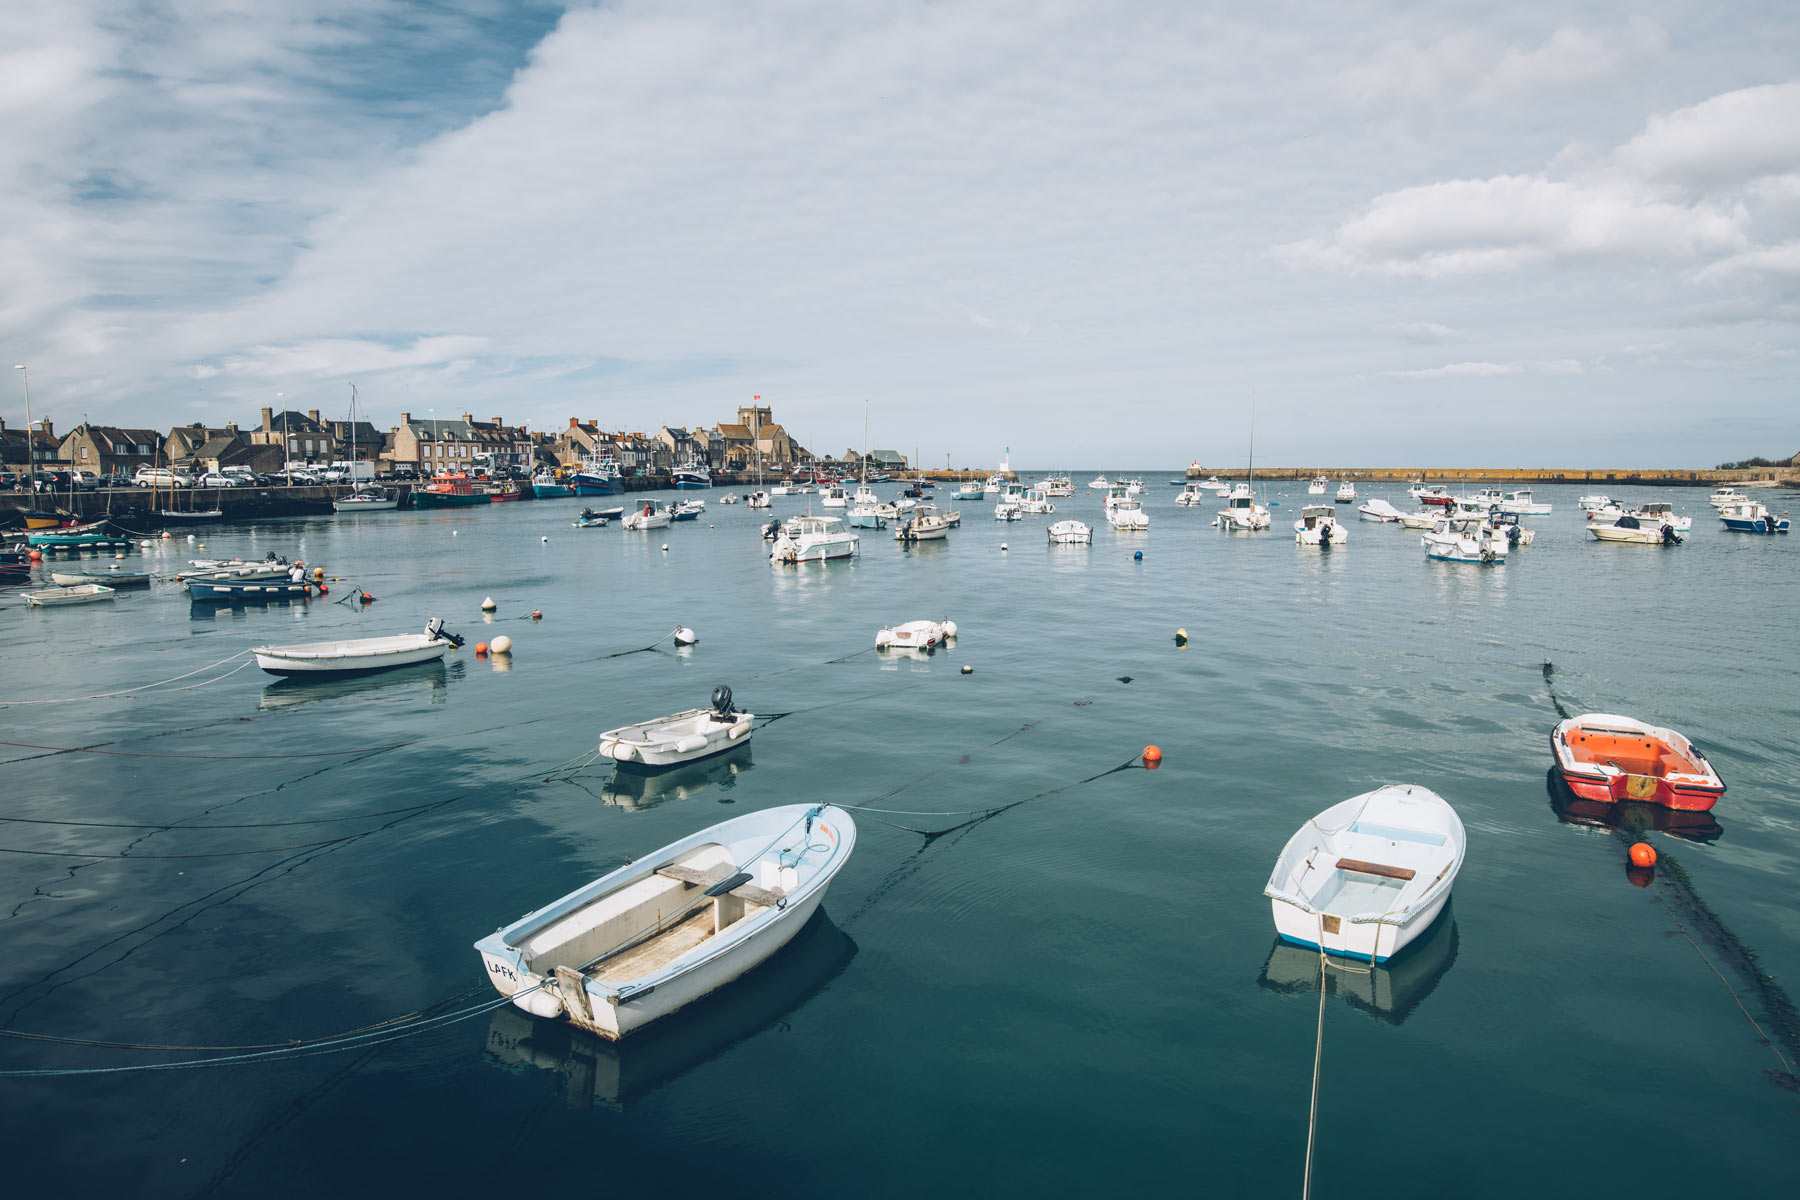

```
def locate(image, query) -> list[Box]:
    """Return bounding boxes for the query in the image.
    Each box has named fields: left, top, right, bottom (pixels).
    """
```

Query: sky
left=2, top=1, right=1797, bottom=468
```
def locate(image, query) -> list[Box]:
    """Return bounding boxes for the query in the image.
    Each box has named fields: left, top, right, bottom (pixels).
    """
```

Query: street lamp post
left=279, top=392, right=290, bottom=484
left=429, top=408, right=436, bottom=476
left=12, top=365, right=30, bottom=489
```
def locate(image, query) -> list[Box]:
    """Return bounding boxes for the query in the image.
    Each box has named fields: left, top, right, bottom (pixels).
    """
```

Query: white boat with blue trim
left=598, top=687, right=755, bottom=766
left=1264, top=784, right=1465, bottom=963
left=475, top=803, right=856, bottom=1039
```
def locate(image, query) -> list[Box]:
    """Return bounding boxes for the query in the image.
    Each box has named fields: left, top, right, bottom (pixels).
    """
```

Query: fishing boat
left=1294, top=504, right=1346, bottom=546
left=1576, top=492, right=1613, bottom=511
left=770, top=515, right=859, bottom=564
left=1587, top=515, right=1682, bottom=545
left=1336, top=481, right=1357, bottom=502
left=22, top=583, right=117, bottom=607
left=1708, top=488, right=1750, bottom=509
left=895, top=503, right=951, bottom=542
left=1214, top=483, right=1270, bottom=531
left=1175, top=482, right=1207, bottom=506
left=572, top=508, right=610, bottom=528
left=1498, top=489, right=1552, bottom=516
left=474, top=803, right=855, bottom=1039
left=1019, top=488, right=1055, bottom=514
left=1047, top=519, right=1092, bottom=544
left=599, top=686, right=755, bottom=768
left=1412, top=484, right=1454, bottom=507
left=1264, top=784, right=1465, bottom=963
left=1358, top=498, right=1404, bottom=522
left=332, top=485, right=398, bottom=512
left=483, top=478, right=530, bottom=501
left=187, top=579, right=313, bottom=601
left=1421, top=515, right=1508, bottom=562
left=953, top=480, right=985, bottom=500
left=671, top=500, right=706, bottom=521
left=819, top=485, right=847, bottom=509
left=1395, top=507, right=1439, bottom=530
left=1718, top=500, right=1790, bottom=533
left=1088, top=474, right=1110, bottom=489
left=1550, top=713, right=1725, bottom=811
left=49, top=568, right=151, bottom=587
left=1041, top=475, right=1074, bottom=497
left=252, top=619, right=465, bottom=676
left=875, top=618, right=957, bottom=650
left=622, top=501, right=672, bottom=530
left=573, top=453, right=624, bottom=495
left=532, top=470, right=575, bottom=499
left=1307, top=475, right=1328, bottom=495
left=1106, top=497, right=1149, bottom=530
left=671, top=462, right=712, bottom=489
left=414, top=472, right=492, bottom=508
left=993, top=497, right=1022, bottom=521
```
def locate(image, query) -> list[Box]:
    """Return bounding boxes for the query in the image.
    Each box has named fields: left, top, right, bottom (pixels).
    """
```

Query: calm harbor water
left=2, top=477, right=1796, bottom=1197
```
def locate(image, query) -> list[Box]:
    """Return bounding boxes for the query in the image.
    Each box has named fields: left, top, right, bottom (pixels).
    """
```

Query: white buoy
left=674, top=626, right=697, bottom=645
left=541, top=535, right=548, bottom=542
left=661, top=543, right=669, bottom=552
left=491, top=635, right=513, bottom=653
left=452, top=530, right=458, bottom=536
left=480, top=596, right=497, bottom=612
left=1001, top=543, right=1008, bottom=551
left=186, top=534, right=196, bottom=542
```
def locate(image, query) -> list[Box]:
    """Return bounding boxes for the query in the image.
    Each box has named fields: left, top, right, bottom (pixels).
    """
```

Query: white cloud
left=1335, top=19, right=1663, bottom=108
left=1693, top=242, right=1800, bottom=283
left=1615, top=82, right=1800, bottom=191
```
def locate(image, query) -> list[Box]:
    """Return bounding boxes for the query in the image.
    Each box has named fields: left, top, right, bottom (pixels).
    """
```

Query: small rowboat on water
left=187, top=580, right=312, bottom=601
left=1264, top=784, right=1465, bottom=963
left=1550, top=713, right=1724, bottom=812
left=875, top=618, right=957, bottom=650
left=23, top=584, right=117, bottom=607
left=599, top=687, right=754, bottom=767
left=50, top=569, right=151, bottom=587
left=475, top=803, right=856, bottom=1040
left=253, top=619, right=465, bottom=676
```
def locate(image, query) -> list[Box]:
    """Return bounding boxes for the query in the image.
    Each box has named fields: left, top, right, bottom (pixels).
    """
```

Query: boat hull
left=533, top=483, right=575, bottom=498
left=413, top=491, right=491, bottom=508
left=1550, top=716, right=1724, bottom=811
left=253, top=638, right=452, bottom=676
left=332, top=497, right=399, bottom=512
left=188, top=581, right=312, bottom=601
left=23, top=584, right=116, bottom=607
left=1721, top=516, right=1789, bottom=533
left=600, top=709, right=756, bottom=767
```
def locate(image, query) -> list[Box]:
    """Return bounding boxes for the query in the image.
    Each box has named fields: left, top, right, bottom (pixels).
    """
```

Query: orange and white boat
left=1550, top=714, right=1725, bottom=812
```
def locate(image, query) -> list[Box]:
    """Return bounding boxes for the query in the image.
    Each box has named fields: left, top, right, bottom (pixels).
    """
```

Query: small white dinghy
left=875, top=618, right=957, bottom=651
left=1264, top=784, right=1465, bottom=963
left=252, top=618, right=464, bottom=676
left=599, top=686, right=754, bottom=767
left=22, top=583, right=116, bottom=607
left=1047, top=519, right=1092, bottom=544
left=475, top=803, right=856, bottom=1040
left=1357, top=498, right=1404, bottom=522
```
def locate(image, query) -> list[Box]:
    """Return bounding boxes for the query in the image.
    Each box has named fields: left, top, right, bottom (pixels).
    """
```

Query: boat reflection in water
left=258, top=659, right=453, bottom=711
left=601, top=742, right=753, bottom=811
left=1544, top=769, right=1724, bottom=845
left=1257, top=903, right=1460, bottom=1027
left=483, top=910, right=856, bottom=1110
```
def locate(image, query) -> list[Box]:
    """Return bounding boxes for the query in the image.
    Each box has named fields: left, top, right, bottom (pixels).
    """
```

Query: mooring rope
left=0, top=651, right=254, bottom=706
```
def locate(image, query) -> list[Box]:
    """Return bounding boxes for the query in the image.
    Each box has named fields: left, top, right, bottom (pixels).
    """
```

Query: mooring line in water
left=841, top=753, right=1143, bottom=836
left=0, top=794, right=479, bottom=832
left=1542, top=660, right=1572, bottom=720
left=0, top=650, right=255, bottom=707
left=0, top=736, right=418, bottom=761
left=1303, top=947, right=1326, bottom=1200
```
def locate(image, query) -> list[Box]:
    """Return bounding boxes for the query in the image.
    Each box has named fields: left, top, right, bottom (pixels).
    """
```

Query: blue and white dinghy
left=1264, top=785, right=1465, bottom=963
left=476, top=804, right=856, bottom=1040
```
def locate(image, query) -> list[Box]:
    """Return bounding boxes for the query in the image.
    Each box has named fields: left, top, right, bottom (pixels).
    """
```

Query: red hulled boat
left=1550, top=713, right=1725, bottom=812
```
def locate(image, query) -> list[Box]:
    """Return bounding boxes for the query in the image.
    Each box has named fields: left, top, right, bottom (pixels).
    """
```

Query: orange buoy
left=1629, top=842, right=1657, bottom=868
left=317, top=584, right=328, bottom=594
left=1142, top=745, right=1162, bottom=769
left=475, top=642, right=489, bottom=656
left=361, top=592, right=374, bottom=603
left=28, top=549, right=41, bottom=561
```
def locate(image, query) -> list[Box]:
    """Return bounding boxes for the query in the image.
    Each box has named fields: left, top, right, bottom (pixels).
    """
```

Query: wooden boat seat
left=656, top=863, right=785, bottom=908
left=1335, top=857, right=1416, bottom=882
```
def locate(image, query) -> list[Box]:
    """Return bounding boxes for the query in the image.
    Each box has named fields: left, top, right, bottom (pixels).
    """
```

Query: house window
left=289, top=437, right=299, bottom=452
left=79, top=446, right=89, bottom=460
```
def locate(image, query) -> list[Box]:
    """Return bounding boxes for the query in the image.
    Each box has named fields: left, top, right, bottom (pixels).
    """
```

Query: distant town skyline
left=4, top=2, right=1797, bottom=466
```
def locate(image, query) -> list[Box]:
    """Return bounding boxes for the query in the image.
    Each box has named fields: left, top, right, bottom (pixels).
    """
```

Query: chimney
left=491, top=416, right=502, bottom=428
left=400, top=411, right=411, bottom=426
left=306, top=408, right=320, bottom=425
left=40, top=420, right=53, bottom=441
left=261, top=406, right=273, bottom=431
left=460, top=412, right=473, bottom=425
left=225, top=423, right=238, bottom=434
left=569, top=417, right=579, bottom=429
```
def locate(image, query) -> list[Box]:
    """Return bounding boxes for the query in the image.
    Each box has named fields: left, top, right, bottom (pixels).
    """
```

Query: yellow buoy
left=491, top=635, right=513, bottom=654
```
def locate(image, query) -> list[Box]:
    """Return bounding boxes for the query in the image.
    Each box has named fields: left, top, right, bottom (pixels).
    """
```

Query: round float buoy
left=186, top=534, right=195, bottom=543
left=318, top=584, right=328, bottom=595
left=197, top=543, right=205, bottom=550
left=541, top=535, right=548, bottom=543
left=1000, top=543, right=1008, bottom=551
left=530, top=609, right=542, bottom=621
left=312, top=567, right=324, bottom=580
left=661, top=543, right=669, bottom=552
left=961, top=665, right=973, bottom=674
left=491, top=635, right=512, bottom=654
left=28, top=549, right=41, bottom=562
left=1142, top=745, right=1163, bottom=767
left=161, top=531, right=172, bottom=540
left=361, top=592, right=374, bottom=603
left=674, top=626, right=697, bottom=645
left=1629, top=842, right=1657, bottom=868
left=1174, top=628, right=1188, bottom=646
left=1134, top=550, right=1143, bottom=560
left=475, top=642, right=489, bottom=656
left=480, top=596, right=497, bottom=612
left=452, top=530, right=458, bottom=536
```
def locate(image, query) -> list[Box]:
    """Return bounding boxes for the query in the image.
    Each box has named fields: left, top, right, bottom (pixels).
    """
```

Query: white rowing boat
left=22, top=583, right=116, bottom=607
left=252, top=619, right=464, bottom=675
left=599, top=687, right=754, bottom=766
left=475, top=803, right=856, bottom=1039
left=1264, top=784, right=1465, bottom=963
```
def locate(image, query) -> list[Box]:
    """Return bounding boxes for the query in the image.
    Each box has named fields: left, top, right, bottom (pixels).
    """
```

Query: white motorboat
left=820, top=485, right=847, bottom=509
left=1175, top=482, right=1207, bottom=506
left=771, top=515, right=859, bottom=564
left=1041, top=475, right=1074, bottom=497
left=671, top=499, right=707, bottom=521
left=1421, top=515, right=1509, bottom=562
left=252, top=619, right=464, bottom=675
left=1628, top=502, right=1690, bottom=532
left=1294, top=504, right=1347, bottom=546
left=1395, top=508, right=1439, bottom=530
left=983, top=472, right=1007, bottom=497
left=1488, top=512, right=1536, bottom=546
left=1459, top=487, right=1505, bottom=510
left=1106, top=498, right=1149, bottom=530
left=1264, top=784, right=1465, bottom=963
left=1307, top=475, right=1329, bottom=495
left=1358, top=498, right=1404, bottom=522
left=1576, top=493, right=1612, bottom=511
left=1088, top=474, right=1110, bottom=489
left=993, top=499, right=1023, bottom=521
left=22, top=583, right=116, bottom=607
left=1199, top=475, right=1229, bottom=495
left=876, top=618, right=957, bottom=650
left=599, top=687, right=755, bottom=766
left=895, top=503, right=951, bottom=542
left=719, top=492, right=739, bottom=505
left=1588, top=514, right=1683, bottom=545
left=49, top=567, right=151, bottom=586
left=1214, top=483, right=1270, bottom=531
left=745, top=490, right=772, bottom=508
left=1708, top=488, right=1749, bottom=509
left=1336, top=481, right=1357, bottom=502
left=1020, top=488, right=1055, bottom=514
left=475, top=803, right=855, bottom=1039
left=1122, top=478, right=1144, bottom=496
left=1497, top=489, right=1552, bottom=516
left=622, top=501, right=673, bottom=530
left=1719, top=501, right=1790, bottom=533
left=1047, top=519, right=1092, bottom=544
left=1100, top=483, right=1133, bottom=510
left=332, top=486, right=399, bottom=512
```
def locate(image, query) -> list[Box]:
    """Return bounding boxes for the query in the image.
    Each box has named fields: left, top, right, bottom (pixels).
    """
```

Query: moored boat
left=1718, top=501, right=1789, bottom=534
left=599, top=687, right=755, bottom=767
left=895, top=503, right=951, bottom=542
left=572, top=507, right=609, bottom=528
left=771, top=515, right=859, bottom=564
left=1264, top=784, right=1465, bottom=963
left=876, top=618, right=957, bottom=650
left=22, top=583, right=117, bottom=607
left=1105, top=497, right=1149, bottom=530
left=1358, top=498, right=1404, bottom=522
left=1498, top=489, right=1552, bottom=516
left=622, top=501, right=672, bottom=530
left=333, top=485, right=399, bottom=512
left=1336, top=481, right=1357, bottom=502
left=1294, top=504, right=1346, bottom=546
left=474, top=803, right=855, bottom=1039
left=532, top=470, right=575, bottom=499
left=49, top=568, right=151, bottom=587
left=1587, top=514, right=1682, bottom=545
left=671, top=462, right=712, bottom=489
left=187, top=579, right=313, bottom=601
left=414, top=472, right=492, bottom=508
left=1307, top=475, right=1328, bottom=495
left=253, top=619, right=464, bottom=676
left=1047, top=519, right=1092, bottom=544
left=1422, top=515, right=1508, bottom=562
left=1214, top=483, right=1270, bottom=531
left=1550, top=713, right=1724, bottom=811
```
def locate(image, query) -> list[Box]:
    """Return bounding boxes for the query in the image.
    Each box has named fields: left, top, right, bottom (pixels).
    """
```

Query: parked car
left=97, top=472, right=130, bottom=488
left=33, top=470, right=73, bottom=492
left=133, top=467, right=192, bottom=488
left=197, top=472, right=241, bottom=488
left=67, top=470, right=105, bottom=490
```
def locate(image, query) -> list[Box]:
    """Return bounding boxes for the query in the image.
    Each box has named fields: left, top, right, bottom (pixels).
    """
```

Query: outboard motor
left=762, top=518, right=781, bottom=541
left=1507, top=524, right=1521, bottom=547
left=425, top=617, right=465, bottom=647
left=711, top=684, right=736, bottom=721
left=1661, top=523, right=1682, bottom=545
left=1319, top=520, right=1335, bottom=548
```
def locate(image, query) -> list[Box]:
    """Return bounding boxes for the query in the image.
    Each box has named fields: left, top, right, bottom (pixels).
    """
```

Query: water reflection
left=600, top=743, right=754, bottom=810
left=1257, top=906, right=1460, bottom=1026
left=1543, top=768, right=1724, bottom=844
left=482, top=910, right=857, bottom=1110
left=257, top=659, right=452, bottom=711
